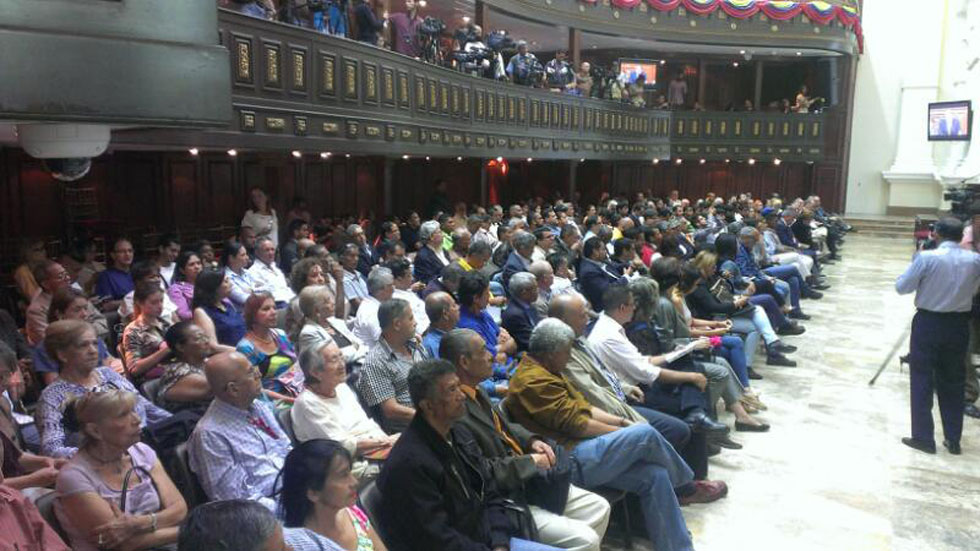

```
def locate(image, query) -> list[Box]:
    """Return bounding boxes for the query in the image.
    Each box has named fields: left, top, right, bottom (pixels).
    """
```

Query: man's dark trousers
left=910, top=310, right=971, bottom=445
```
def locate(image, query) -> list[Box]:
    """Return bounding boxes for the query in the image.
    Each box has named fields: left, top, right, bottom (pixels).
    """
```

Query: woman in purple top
left=167, top=250, right=203, bottom=321
left=37, top=320, right=171, bottom=459
left=192, top=268, right=247, bottom=348
left=55, top=389, right=186, bottom=551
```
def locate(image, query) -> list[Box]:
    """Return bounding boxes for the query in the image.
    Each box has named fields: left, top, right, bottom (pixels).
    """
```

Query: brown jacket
left=504, top=354, right=592, bottom=449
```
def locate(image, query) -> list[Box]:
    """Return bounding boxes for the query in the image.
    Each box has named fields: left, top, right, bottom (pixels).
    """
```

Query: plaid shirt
left=187, top=398, right=291, bottom=511
left=356, top=337, right=430, bottom=410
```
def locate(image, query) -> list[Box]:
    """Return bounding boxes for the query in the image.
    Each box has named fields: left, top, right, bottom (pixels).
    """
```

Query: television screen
left=618, top=60, right=658, bottom=87
left=928, top=100, right=972, bottom=141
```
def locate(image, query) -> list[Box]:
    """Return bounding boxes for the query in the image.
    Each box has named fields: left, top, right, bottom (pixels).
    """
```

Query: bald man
left=529, top=260, right=555, bottom=318
left=187, top=351, right=292, bottom=510
left=421, top=291, right=460, bottom=359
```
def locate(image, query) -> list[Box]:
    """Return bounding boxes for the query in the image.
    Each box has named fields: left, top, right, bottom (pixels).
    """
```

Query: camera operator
left=961, top=213, right=980, bottom=419
left=573, top=61, right=593, bottom=98
left=545, top=49, right=575, bottom=93
left=389, top=0, right=423, bottom=58
left=896, top=217, right=980, bottom=456
left=506, top=40, right=541, bottom=86
left=451, top=24, right=496, bottom=78
left=354, top=0, right=384, bottom=46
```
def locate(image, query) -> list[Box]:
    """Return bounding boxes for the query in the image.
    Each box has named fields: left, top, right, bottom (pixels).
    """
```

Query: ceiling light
left=675, top=158, right=683, bottom=165
left=188, top=148, right=199, bottom=156
left=724, top=159, right=730, bottom=163
left=291, top=150, right=302, bottom=158
left=733, top=61, right=740, bottom=67
left=796, top=51, right=802, bottom=56
left=425, top=156, right=431, bottom=161
left=402, top=154, right=410, bottom=160
left=320, top=152, right=331, bottom=159
left=345, top=154, right=351, bottom=158
left=579, top=158, right=585, bottom=163
left=526, top=157, right=533, bottom=162
left=699, top=158, right=706, bottom=164
left=227, top=149, right=237, bottom=157
left=457, top=156, right=463, bottom=161
left=748, top=158, right=756, bottom=165
left=739, top=49, right=746, bottom=55
left=418, top=0, right=426, bottom=6
left=659, top=60, right=666, bottom=65
left=652, top=158, right=660, bottom=165
left=496, top=156, right=504, bottom=162
left=773, top=158, right=782, bottom=166
left=462, top=16, right=470, bottom=23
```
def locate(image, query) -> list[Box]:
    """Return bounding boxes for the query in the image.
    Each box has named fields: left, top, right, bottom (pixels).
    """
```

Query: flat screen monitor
left=618, top=59, right=658, bottom=87
left=928, top=100, right=972, bottom=141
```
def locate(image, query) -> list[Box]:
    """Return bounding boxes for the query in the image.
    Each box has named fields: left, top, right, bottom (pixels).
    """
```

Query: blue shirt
left=95, top=268, right=134, bottom=300
left=735, top=243, right=763, bottom=278
left=458, top=307, right=500, bottom=358
left=896, top=241, right=980, bottom=312
left=422, top=327, right=445, bottom=359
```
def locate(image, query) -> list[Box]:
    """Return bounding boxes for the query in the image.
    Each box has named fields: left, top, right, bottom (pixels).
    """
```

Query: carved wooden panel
left=318, top=51, right=336, bottom=97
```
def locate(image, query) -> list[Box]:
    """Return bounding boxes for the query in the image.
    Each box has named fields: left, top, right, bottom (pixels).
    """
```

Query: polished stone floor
left=603, top=235, right=980, bottom=551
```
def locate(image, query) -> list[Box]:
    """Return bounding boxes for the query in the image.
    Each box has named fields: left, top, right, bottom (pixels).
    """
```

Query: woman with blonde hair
left=55, top=389, right=186, bottom=551
left=37, top=320, right=170, bottom=458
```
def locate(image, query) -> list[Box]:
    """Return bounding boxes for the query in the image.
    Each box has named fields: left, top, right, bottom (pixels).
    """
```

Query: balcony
left=113, top=9, right=828, bottom=163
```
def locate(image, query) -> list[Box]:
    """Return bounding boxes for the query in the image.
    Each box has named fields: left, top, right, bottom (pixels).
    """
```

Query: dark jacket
left=775, top=220, right=799, bottom=249
left=501, top=251, right=530, bottom=291
left=791, top=219, right=814, bottom=248
left=357, top=244, right=375, bottom=277
left=414, top=245, right=447, bottom=284
left=458, top=387, right=539, bottom=494
left=660, top=234, right=696, bottom=260
left=377, top=414, right=513, bottom=551
left=577, top=258, right=624, bottom=312
left=685, top=280, right=738, bottom=320
left=501, top=299, right=541, bottom=352
left=354, top=2, right=384, bottom=45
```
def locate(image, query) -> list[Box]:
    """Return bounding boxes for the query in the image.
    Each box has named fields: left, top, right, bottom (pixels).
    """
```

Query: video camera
left=944, top=185, right=980, bottom=220
left=418, top=16, right=446, bottom=37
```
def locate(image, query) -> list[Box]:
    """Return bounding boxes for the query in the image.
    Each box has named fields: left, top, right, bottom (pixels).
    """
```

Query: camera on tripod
left=944, top=185, right=980, bottom=220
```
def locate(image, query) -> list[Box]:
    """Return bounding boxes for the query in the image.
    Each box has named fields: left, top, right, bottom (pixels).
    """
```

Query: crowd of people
left=1, top=184, right=853, bottom=550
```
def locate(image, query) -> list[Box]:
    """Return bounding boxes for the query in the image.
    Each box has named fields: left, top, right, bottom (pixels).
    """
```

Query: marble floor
left=603, top=235, right=980, bottom=551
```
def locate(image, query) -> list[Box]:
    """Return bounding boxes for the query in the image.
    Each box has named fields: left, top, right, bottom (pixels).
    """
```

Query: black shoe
left=771, top=342, right=797, bottom=354
left=684, top=411, right=730, bottom=435
left=901, top=437, right=936, bottom=454
left=788, top=310, right=811, bottom=320
left=966, top=404, right=980, bottom=419
left=777, top=324, right=806, bottom=336
left=707, top=442, right=722, bottom=457
left=766, top=353, right=797, bottom=367
left=943, top=440, right=962, bottom=455
left=735, top=421, right=771, bottom=432
left=802, top=290, right=823, bottom=299
left=747, top=368, right=764, bottom=380
left=829, top=254, right=842, bottom=261
left=810, top=282, right=831, bottom=291
left=709, top=434, right=743, bottom=449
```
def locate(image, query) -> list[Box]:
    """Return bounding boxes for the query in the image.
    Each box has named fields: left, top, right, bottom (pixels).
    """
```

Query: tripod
left=868, top=325, right=911, bottom=386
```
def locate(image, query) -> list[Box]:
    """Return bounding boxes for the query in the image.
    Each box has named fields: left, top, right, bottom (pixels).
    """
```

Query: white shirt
left=242, top=209, right=279, bottom=248
left=586, top=313, right=661, bottom=386
left=247, top=259, right=295, bottom=303
left=160, top=263, right=176, bottom=287
left=351, top=296, right=382, bottom=348
left=291, top=384, right=387, bottom=453
left=394, top=288, right=430, bottom=335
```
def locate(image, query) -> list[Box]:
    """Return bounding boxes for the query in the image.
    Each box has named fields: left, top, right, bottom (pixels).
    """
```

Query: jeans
left=511, top=538, right=563, bottom=551
left=633, top=405, right=707, bottom=480
left=715, top=335, right=750, bottom=386
left=700, top=357, right=742, bottom=408
left=765, top=265, right=806, bottom=310
left=748, top=294, right=789, bottom=329
left=328, top=4, right=348, bottom=36
left=731, top=305, right=778, bottom=346
left=570, top=424, right=694, bottom=551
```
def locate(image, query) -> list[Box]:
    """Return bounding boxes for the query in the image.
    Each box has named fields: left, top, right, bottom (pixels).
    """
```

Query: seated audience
left=167, top=250, right=204, bottom=321
left=501, top=230, right=536, bottom=290
left=237, top=293, right=304, bottom=403
left=376, top=359, right=562, bottom=551
left=285, top=257, right=332, bottom=339
left=280, top=218, right=309, bottom=276
left=279, top=439, right=388, bottom=550
left=421, top=291, right=460, bottom=359
left=118, top=260, right=179, bottom=323
left=177, top=499, right=322, bottom=551
left=501, top=272, right=542, bottom=352
left=387, top=258, right=430, bottom=334
left=68, top=237, right=106, bottom=297
left=297, top=285, right=367, bottom=368
left=156, top=234, right=180, bottom=285
left=94, top=237, right=135, bottom=311
left=506, top=319, right=709, bottom=551
left=457, top=272, right=519, bottom=368
left=348, top=223, right=375, bottom=278
left=577, top=237, right=626, bottom=312
left=340, top=244, right=370, bottom=311
left=188, top=351, right=291, bottom=510
left=352, top=267, right=396, bottom=348
left=356, top=299, right=429, bottom=433
left=413, top=220, right=450, bottom=284
left=0, top=456, right=69, bottom=549
left=38, top=320, right=170, bottom=458
left=155, top=322, right=214, bottom=413
left=420, top=263, right=466, bottom=299
left=223, top=239, right=257, bottom=309
left=27, top=259, right=108, bottom=346
left=0, top=341, right=64, bottom=490
left=32, top=288, right=116, bottom=386
left=441, top=329, right=611, bottom=551
left=55, top=390, right=186, bottom=551
left=192, top=268, right=247, bottom=348
left=121, top=282, right=173, bottom=382
left=249, top=237, right=297, bottom=307
left=292, top=342, right=396, bottom=481
left=12, top=238, right=46, bottom=301
left=528, top=260, right=556, bottom=317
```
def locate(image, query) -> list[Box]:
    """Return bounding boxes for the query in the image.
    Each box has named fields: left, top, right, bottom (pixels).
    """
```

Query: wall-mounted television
left=618, top=59, right=658, bottom=88
left=928, top=100, right=972, bottom=141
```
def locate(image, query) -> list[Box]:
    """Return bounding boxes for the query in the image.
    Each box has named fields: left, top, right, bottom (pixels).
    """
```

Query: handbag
left=523, top=443, right=573, bottom=515
left=708, top=278, right=735, bottom=304
left=120, top=465, right=177, bottom=551
left=500, top=498, right=539, bottom=541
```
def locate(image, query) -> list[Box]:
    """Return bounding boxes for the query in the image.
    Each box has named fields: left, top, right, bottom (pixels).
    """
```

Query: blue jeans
left=632, top=405, right=707, bottom=481
left=570, top=424, right=694, bottom=551
left=328, top=4, right=347, bottom=36
left=765, top=265, right=806, bottom=311
left=511, top=538, right=562, bottom=551
left=716, top=335, right=750, bottom=386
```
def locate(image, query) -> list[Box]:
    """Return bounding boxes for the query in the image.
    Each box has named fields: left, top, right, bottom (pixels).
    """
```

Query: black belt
left=917, top=309, right=971, bottom=317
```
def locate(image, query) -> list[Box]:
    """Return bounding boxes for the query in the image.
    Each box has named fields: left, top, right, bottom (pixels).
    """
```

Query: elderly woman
left=32, top=287, right=116, bottom=386
left=55, top=390, right=186, bottom=551
left=279, top=440, right=388, bottom=551
left=296, top=285, right=366, bottom=369
left=223, top=239, right=256, bottom=310
left=155, top=322, right=213, bottom=413
left=626, top=278, right=768, bottom=434
left=285, top=257, right=334, bottom=341
left=167, top=251, right=203, bottom=321
left=291, top=342, right=395, bottom=481
left=121, top=282, right=173, bottom=383
left=413, top=220, right=450, bottom=284
left=38, top=320, right=171, bottom=459
left=192, top=268, right=246, bottom=348
left=237, top=293, right=304, bottom=403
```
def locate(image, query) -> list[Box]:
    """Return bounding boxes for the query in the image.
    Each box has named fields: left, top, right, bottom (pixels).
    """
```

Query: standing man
left=896, top=217, right=980, bottom=455
left=388, top=0, right=422, bottom=58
